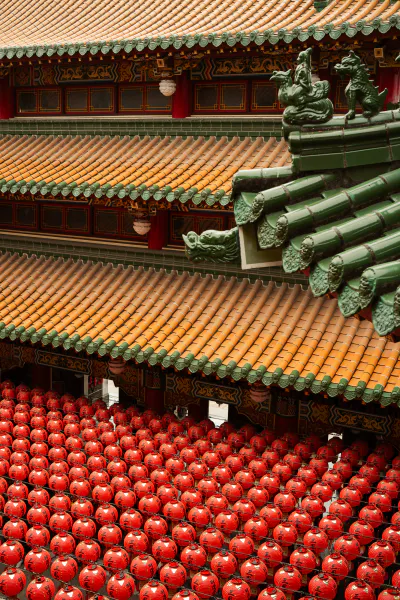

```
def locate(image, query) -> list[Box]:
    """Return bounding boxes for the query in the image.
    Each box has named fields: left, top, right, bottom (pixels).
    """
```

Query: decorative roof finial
left=271, top=48, right=333, bottom=125
left=334, top=50, right=388, bottom=119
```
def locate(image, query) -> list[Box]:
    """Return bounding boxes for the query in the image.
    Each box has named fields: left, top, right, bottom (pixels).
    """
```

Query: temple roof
left=1, top=250, right=400, bottom=406
left=0, top=0, right=398, bottom=59
left=233, top=111, right=400, bottom=336
left=0, top=134, right=289, bottom=206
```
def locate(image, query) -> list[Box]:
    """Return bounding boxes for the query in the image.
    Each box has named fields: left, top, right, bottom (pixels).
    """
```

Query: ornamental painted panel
left=166, top=373, right=271, bottom=426
left=299, top=397, right=399, bottom=445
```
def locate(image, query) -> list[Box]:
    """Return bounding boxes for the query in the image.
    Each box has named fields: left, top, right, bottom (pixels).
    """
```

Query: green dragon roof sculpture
left=184, top=49, right=400, bottom=337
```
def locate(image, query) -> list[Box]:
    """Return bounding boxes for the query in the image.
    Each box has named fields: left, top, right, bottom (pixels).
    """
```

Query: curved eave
left=1, top=251, right=400, bottom=408
left=1, top=18, right=399, bottom=60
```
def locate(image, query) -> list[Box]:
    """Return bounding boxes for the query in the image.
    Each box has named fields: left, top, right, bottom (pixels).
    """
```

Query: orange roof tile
left=0, top=134, right=289, bottom=206
left=0, top=0, right=398, bottom=58
left=0, top=251, right=399, bottom=406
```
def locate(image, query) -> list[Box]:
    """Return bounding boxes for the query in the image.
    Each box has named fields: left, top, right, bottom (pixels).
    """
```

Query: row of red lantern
left=0, top=382, right=400, bottom=600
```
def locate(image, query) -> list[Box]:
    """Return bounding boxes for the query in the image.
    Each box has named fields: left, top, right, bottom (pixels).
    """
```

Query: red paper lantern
left=210, top=550, right=237, bottom=578
left=103, top=546, right=130, bottom=572
left=290, top=547, right=317, bottom=575
left=78, top=564, right=107, bottom=592
left=160, top=561, right=187, bottom=590
left=54, top=585, right=83, bottom=600
left=123, top=530, right=149, bottom=556
left=329, top=499, right=353, bottom=523
left=214, top=510, right=240, bottom=537
left=349, top=520, right=374, bottom=546
left=25, top=525, right=50, bottom=547
left=333, top=534, right=361, bottom=562
left=273, top=522, right=297, bottom=547
left=243, top=516, right=268, bottom=541
left=274, top=565, right=302, bottom=593
left=0, top=568, right=26, bottom=597
left=191, top=569, right=219, bottom=599
left=199, top=527, right=224, bottom=555
left=319, top=515, right=343, bottom=540
left=322, top=552, right=350, bottom=581
left=274, top=491, right=296, bottom=513
left=229, top=534, right=254, bottom=560
left=303, top=527, right=329, bottom=555
left=24, top=548, right=51, bottom=574
left=345, top=581, right=374, bottom=600
left=359, top=504, right=384, bottom=528
left=259, top=504, right=282, bottom=529
left=152, top=536, right=178, bottom=563
left=206, top=493, right=229, bottom=515
left=308, top=573, right=337, bottom=600
left=140, top=581, right=168, bottom=600
left=0, top=540, right=24, bottom=566
left=258, top=541, right=283, bottom=568
left=50, top=533, right=76, bottom=556
left=222, top=579, right=251, bottom=600
left=180, top=543, right=207, bottom=572
left=71, top=517, right=96, bottom=540
left=357, top=559, right=385, bottom=589
left=301, top=494, right=324, bottom=518
left=130, top=554, right=157, bottom=581
left=51, top=556, right=78, bottom=583
left=258, top=587, right=285, bottom=600
left=288, top=508, right=313, bottom=534
left=232, top=498, right=256, bottom=522
left=368, top=540, right=396, bottom=568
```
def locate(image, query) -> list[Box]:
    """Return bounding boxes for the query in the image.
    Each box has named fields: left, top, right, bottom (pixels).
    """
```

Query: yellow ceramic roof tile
left=0, top=134, right=288, bottom=204
left=1, top=251, right=399, bottom=401
left=0, top=0, right=394, bottom=55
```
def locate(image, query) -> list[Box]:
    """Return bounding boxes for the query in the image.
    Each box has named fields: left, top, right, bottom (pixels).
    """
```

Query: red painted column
left=377, top=67, right=400, bottom=108
left=172, top=71, right=191, bottom=119
left=145, top=388, right=165, bottom=414
left=0, top=75, right=14, bottom=119
left=148, top=210, right=169, bottom=250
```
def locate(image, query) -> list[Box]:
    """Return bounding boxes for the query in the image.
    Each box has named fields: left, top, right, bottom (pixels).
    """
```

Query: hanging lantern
left=54, top=585, right=84, bottom=600
left=107, top=571, right=136, bottom=600
left=290, top=547, right=317, bottom=575
left=152, top=536, right=178, bottom=564
left=333, top=534, right=360, bottom=562
left=322, top=552, right=350, bottom=581
left=159, top=561, right=187, bottom=592
left=191, top=569, right=219, bottom=599
left=345, top=581, right=376, bottom=600
left=308, top=573, right=337, bottom=600
left=50, top=556, right=78, bottom=583
left=159, top=79, right=176, bottom=97
left=249, top=384, right=269, bottom=404
left=75, top=540, right=101, bottom=564
left=0, top=540, right=24, bottom=566
left=50, top=532, right=76, bottom=556
left=78, top=564, right=107, bottom=593
left=108, top=357, right=126, bottom=376
left=357, top=559, right=385, bottom=589
left=140, top=581, right=168, bottom=600
left=222, top=579, right=251, bottom=600
left=0, top=567, right=26, bottom=597
left=24, top=548, right=51, bottom=574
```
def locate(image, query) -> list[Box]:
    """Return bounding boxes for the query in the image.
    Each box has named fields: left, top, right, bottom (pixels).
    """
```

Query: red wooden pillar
left=145, top=387, right=165, bottom=414
left=377, top=67, right=400, bottom=108
left=172, top=71, right=191, bottom=119
left=0, top=76, right=14, bottom=119
left=144, top=368, right=165, bottom=414
left=148, top=210, right=169, bottom=250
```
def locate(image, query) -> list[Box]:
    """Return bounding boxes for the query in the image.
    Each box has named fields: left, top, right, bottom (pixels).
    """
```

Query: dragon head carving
left=183, top=227, right=239, bottom=263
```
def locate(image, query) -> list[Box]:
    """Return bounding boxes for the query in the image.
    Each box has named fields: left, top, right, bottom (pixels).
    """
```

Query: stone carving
left=334, top=51, right=388, bottom=119
left=271, top=48, right=333, bottom=124
left=183, top=227, right=239, bottom=263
